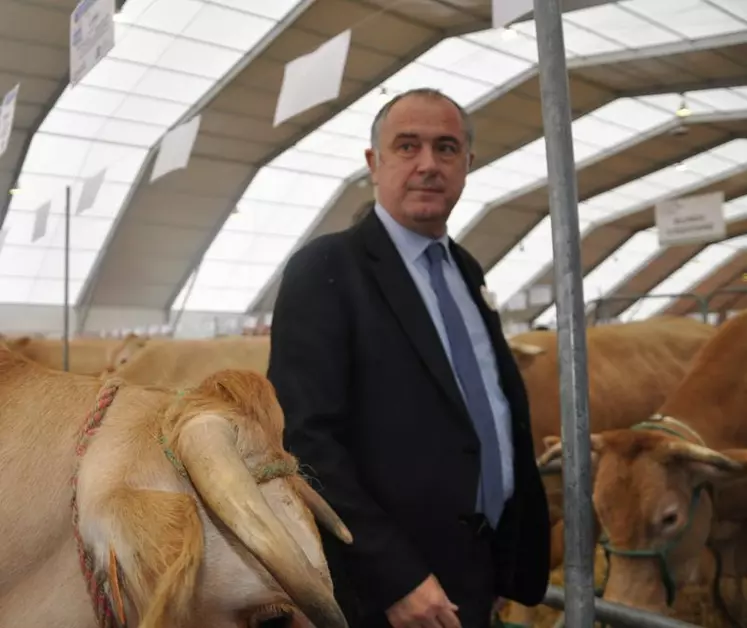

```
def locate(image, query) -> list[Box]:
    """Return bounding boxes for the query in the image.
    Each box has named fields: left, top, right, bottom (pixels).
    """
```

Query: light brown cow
left=0, top=343, right=351, bottom=627
left=3, top=334, right=147, bottom=377
left=501, top=316, right=717, bottom=626
left=537, top=309, right=747, bottom=617
left=108, top=335, right=272, bottom=388
left=508, top=318, right=716, bottom=548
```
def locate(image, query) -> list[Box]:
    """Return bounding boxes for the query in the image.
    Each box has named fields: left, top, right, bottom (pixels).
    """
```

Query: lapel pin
left=480, top=285, right=498, bottom=311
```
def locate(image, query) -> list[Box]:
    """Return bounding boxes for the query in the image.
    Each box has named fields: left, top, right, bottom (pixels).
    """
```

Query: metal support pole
left=170, top=266, right=200, bottom=335
left=63, top=185, right=71, bottom=372
left=532, top=0, right=595, bottom=626
left=697, top=295, right=709, bottom=322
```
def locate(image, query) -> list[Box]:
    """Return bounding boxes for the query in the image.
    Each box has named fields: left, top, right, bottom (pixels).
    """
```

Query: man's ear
left=364, top=148, right=378, bottom=185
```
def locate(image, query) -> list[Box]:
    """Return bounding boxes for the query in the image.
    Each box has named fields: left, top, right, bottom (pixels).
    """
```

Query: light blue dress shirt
left=374, top=203, right=515, bottom=501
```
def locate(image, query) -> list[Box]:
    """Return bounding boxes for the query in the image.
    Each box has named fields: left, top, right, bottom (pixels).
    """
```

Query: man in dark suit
left=267, top=87, right=550, bottom=628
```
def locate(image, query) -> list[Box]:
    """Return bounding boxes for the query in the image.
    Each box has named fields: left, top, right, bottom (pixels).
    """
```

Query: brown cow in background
left=537, top=309, right=747, bottom=619
left=502, top=316, right=717, bottom=626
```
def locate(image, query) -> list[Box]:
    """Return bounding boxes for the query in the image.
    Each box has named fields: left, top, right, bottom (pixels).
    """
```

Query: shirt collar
left=374, top=202, right=453, bottom=266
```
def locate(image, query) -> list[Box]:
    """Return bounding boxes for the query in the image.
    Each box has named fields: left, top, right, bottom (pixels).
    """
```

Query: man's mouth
left=409, top=187, right=444, bottom=194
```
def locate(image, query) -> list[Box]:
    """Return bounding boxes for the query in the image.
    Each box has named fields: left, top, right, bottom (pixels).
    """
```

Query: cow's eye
left=660, top=510, right=679, bottom=530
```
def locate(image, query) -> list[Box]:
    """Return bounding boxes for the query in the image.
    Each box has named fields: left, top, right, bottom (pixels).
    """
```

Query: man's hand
left=385, top=574, right=461, bottom=628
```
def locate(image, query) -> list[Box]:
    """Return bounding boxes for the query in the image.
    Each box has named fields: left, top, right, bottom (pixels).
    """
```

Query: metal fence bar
left=543, top=586, right=701, bottom=628
left=63, top=185, right=71, bottom=372
left=588, top=292, right=709, bottom=325
left=706, top=287, right=747, bottom=297
left=704, top=287, right=747, bottom=306
left=532, top=0, right=595, bottom=626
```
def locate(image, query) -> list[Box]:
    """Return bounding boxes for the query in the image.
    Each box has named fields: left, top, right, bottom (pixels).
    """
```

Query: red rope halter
left=70, top=379, right=126, bottom=628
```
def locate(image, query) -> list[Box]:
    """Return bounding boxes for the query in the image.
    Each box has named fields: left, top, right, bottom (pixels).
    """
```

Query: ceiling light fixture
left=675, top=96, right=691, bottom=118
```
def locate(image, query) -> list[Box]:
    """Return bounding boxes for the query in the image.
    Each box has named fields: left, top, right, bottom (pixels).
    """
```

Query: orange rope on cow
left=70, top=378, right=127, bottom=628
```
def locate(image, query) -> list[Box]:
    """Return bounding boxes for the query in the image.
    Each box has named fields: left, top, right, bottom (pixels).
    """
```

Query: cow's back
left=513, top=317, right=716, bottom=454
left=5, top=336, right=125, bottom=376
left=112, top=336, right=271, bottom=388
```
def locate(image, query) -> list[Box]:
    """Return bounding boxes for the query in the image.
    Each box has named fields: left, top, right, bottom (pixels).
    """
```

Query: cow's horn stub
left=294, top=476, right=353, bottom=545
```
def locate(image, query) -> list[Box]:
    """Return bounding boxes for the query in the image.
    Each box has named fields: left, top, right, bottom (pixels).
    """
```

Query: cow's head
left=104, top=333, right=149, bottom=373
left=537, top=419, right=747, bottom=615
left=77, top=369, right=351, bottom=628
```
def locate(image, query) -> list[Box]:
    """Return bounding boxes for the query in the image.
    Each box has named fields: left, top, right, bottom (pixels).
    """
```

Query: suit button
left=463, top=445, right=478, bottom=455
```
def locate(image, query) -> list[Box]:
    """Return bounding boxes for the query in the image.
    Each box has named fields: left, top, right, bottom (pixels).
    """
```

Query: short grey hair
left=369, top=87, right=474, bottom=151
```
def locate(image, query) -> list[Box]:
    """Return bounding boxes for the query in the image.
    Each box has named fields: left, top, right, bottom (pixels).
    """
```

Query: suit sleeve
left=267, top=239, right=431, bottom=614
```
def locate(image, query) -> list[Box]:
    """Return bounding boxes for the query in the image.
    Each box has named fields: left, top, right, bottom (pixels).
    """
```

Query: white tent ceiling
left=535, top=191, right=747, bottom=325
left=1, top=0, right=746, bottom=335
left=248, top=0, right=747, bottom=320
left=497, top=131, right=747, bottom=312
left=2, top=0, right=314, bottom=306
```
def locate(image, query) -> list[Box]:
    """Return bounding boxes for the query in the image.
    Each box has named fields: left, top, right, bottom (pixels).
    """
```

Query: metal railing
left=587, top=292, right=708, bottom=325
left=587, top=287, right=747, bottom=326
left=541, top=586, right=701, bottom=628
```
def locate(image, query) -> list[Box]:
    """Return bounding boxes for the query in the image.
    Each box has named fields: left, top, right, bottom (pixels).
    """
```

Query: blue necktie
left=424, top=242, right=505, bottom=528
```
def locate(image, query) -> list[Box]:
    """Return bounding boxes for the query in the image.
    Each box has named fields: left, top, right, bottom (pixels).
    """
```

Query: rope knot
left=251, top=455, right=299, bottom=484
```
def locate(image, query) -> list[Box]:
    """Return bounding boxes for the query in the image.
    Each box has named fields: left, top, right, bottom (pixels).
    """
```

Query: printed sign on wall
left=70, top=0, right=115, bottom=86
left=655, top=191, right=726, bottom=247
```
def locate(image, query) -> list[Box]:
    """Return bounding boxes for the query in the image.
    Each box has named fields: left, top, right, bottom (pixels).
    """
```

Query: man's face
left=365, top=95, right=473, bottom=238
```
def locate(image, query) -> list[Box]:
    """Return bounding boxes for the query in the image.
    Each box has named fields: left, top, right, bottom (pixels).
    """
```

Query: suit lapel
left=357, top=212, right=473, bottom=430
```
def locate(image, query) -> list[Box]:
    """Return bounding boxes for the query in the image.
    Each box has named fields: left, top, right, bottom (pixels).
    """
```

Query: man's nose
left=416, top=146, right=438, bottom=171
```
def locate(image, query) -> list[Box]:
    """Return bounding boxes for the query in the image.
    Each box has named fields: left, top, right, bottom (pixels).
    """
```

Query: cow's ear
left=507, top=340, right=546, bottom=370
left=88, top=487, right=204, bottom=628
left=11, top=335, right=32, bottom=348
left=507, top=340, right=546, bottom=357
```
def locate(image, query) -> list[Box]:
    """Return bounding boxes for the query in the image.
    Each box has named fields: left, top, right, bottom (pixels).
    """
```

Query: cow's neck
left=658, top=385, right=747, bottom=450
left=0, top=347, right=103, bottom=599
left=656, top=314, right=747, bottom=449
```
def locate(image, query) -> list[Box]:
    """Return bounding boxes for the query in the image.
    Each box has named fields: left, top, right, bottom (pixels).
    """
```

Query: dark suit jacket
left=267, top=210, right=550, bottom=625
